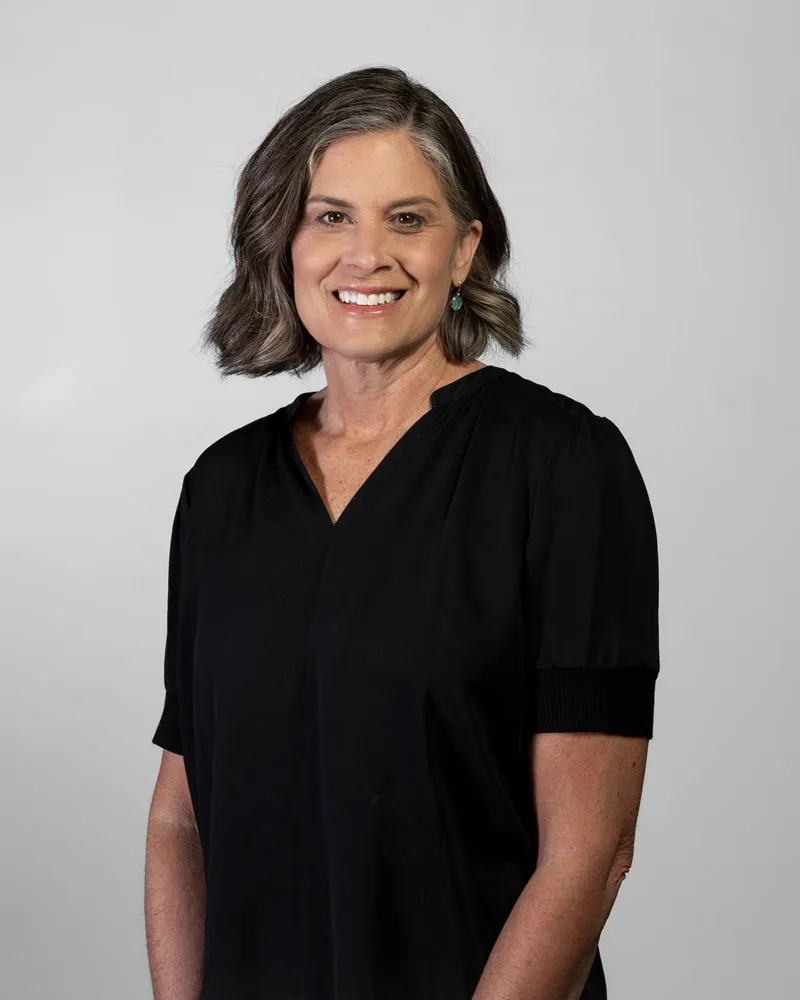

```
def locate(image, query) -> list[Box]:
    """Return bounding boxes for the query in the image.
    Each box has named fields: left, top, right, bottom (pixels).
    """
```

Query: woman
left=145, top=66, right=660, bottom=1000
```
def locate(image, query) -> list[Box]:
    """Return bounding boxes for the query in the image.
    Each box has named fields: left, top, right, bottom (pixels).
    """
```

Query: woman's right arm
left=145, top=749, right=206, bottom=1000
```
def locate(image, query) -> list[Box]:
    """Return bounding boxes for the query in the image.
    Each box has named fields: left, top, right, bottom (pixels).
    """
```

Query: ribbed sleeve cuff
left=530, top=667, right=658, bottom=738
left=152, top=689, right=183, bottom=755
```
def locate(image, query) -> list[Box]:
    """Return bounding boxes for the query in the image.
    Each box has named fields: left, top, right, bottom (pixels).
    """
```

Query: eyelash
left=314, top=211, right=426, bottom=230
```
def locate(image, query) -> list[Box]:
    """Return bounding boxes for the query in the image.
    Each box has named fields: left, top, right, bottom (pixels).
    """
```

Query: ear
left=453, top=219, right=483, bottom=285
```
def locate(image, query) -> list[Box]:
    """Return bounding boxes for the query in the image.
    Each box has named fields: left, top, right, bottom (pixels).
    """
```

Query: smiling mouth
left=333, top=289, right=407, bottom=306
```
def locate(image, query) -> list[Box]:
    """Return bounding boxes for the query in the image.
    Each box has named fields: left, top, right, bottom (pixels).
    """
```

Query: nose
left=338, top=217, right=391, bottom=273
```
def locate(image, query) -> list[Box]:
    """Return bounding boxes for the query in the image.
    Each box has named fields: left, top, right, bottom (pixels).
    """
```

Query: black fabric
left=152, top=364, right=659, bottom=1000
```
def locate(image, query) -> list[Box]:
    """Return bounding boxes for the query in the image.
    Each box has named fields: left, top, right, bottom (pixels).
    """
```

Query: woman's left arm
left=472, top=730, right=649, bottom=1000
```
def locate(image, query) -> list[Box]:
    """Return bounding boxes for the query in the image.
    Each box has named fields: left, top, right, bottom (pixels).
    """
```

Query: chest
left=292, top=421, right=419, bottom=525
left=193, top=412, right=535, bottom=724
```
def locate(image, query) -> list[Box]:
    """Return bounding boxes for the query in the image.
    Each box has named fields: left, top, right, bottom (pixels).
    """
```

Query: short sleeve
left=151, top=472, right=193, bottom=755
left=526, top=414, right=660, bottom=738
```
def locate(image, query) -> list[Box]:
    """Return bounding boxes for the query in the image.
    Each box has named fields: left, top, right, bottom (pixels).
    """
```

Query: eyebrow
left=305, top=194, right=440, bottom=211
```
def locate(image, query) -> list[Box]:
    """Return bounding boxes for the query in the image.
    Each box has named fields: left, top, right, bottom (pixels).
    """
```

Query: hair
left=201, top=66, right=528, bottom=377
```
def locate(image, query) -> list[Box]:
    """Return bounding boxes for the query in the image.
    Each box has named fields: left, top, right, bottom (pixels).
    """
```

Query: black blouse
left=152, top=363, right=660, bottom=1000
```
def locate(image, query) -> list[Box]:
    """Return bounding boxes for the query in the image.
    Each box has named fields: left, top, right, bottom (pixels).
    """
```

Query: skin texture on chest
left=292, top=418, right=416, bottom=525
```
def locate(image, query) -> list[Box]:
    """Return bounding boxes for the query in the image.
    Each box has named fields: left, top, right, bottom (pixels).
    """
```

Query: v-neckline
left=282, top=364, right=504, bottom=531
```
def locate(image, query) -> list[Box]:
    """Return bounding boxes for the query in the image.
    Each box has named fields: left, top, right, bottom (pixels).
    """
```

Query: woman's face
left=291, top=130, right=482, bottom=363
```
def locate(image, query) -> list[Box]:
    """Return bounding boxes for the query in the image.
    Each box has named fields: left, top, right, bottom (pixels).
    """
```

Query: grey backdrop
left=2, top=1, right=798, bottom=997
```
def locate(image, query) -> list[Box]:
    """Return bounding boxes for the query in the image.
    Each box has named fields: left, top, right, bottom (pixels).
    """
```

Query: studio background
left=2, top=1, right=797, bottom=997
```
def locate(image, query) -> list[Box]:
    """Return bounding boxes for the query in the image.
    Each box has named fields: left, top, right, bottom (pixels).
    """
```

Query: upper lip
left=332, top=285, right=408, bottom=294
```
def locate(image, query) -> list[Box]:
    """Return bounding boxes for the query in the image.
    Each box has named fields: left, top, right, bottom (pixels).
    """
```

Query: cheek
left=293, top=276, right=329, bottom=316
left=405, top=239, right=454, bottom=288
left=291, top=238, right=330, bottom=284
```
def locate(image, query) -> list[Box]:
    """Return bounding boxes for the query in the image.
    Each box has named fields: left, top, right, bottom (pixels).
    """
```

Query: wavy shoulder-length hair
left=201, top=66, right=527, bottom=377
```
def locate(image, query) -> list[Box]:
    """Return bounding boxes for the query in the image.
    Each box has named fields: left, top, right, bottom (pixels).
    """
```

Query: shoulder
left=181, top=401, right=288, bottom=500
left=488, top=367, right=604, bottom=453
left=492, top=367, right=599, bottom=420
left=485, top=370, right=652, bottom=504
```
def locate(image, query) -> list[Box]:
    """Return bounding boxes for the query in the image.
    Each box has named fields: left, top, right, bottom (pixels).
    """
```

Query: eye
left=393, top=213, right=425, bottom=229
left=316, top=210, right=347, bottom=227
left=314, top=210, right=426, bottom=230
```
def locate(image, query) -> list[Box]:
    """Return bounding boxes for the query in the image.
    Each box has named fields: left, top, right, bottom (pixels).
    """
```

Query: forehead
left=309, top=131, right=444, bottom=203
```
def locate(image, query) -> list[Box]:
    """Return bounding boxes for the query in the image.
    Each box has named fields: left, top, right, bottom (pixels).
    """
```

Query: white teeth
left=336, top=290, right=402, bottom=305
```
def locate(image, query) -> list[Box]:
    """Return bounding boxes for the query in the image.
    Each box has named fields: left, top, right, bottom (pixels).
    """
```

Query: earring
left=450, top=284, right=463, bottom=312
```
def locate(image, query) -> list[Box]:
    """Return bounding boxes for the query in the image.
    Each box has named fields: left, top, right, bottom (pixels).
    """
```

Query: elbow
left=606, top=833, right=636, bottom=892
left=608, top=853, right=632, bottom=889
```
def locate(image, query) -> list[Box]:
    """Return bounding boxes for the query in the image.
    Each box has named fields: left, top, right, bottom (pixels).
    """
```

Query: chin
left=323, top=330, right=424, bottom=363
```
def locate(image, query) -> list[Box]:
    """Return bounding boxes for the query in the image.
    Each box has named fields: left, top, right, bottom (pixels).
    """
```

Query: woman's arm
left=144, top=750, right=206, bottom=1000
left=472, top=731, right=649, bottom=1000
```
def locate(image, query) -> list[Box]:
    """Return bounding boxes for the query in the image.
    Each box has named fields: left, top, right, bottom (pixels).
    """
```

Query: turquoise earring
left=450, top=284, right=463, bottom=311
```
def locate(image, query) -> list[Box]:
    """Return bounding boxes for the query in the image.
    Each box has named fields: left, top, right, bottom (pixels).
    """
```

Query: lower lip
left=332, top=291, right=406, bottom=316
